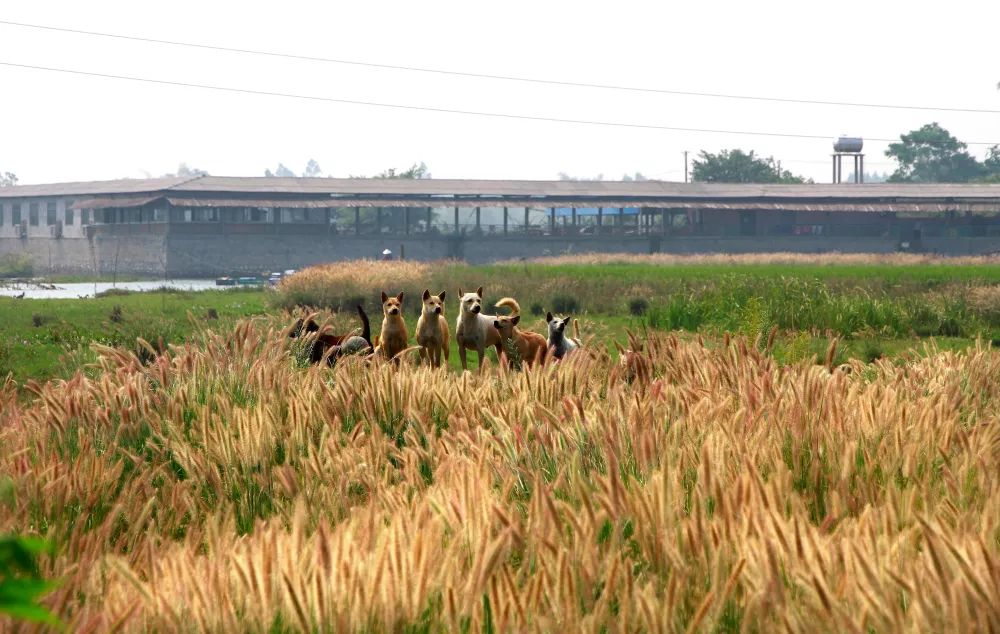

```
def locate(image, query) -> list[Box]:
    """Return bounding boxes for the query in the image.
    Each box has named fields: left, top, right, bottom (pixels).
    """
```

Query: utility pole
left=683, top=151, right=689, bottom=183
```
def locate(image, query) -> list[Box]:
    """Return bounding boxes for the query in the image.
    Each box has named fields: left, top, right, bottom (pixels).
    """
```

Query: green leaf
left=0, top=602, right=61, bottom=626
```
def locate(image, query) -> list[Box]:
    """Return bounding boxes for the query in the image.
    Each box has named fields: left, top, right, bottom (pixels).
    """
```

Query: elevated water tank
left=834, top=136, right=864, bottom=153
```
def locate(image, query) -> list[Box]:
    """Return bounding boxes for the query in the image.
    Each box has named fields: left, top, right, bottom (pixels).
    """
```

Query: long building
left=2, top=176, right=1000, bottom=275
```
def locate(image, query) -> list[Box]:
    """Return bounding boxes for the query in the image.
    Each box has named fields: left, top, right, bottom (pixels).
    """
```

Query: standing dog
left=455, top=287, right=507, bottom=371
left=546, top=312, right=581, bottom=360
left=376, top=291, right=409, bottom=361
left=493, top=299, right=547, bottom=367
left=416, top=289, right=450, bottom=368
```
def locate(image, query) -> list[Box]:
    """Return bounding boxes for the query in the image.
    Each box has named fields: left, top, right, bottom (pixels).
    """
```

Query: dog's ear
left=476, top=286, right=484, bottom=298
left=396, top=291, right=404, bottom=303
left=511, top=315, right=521, bottom=326
left=438, top=290, right=446, bottom=301
left=422, top=289, right=430, bottom=301
left=546, top=311, right=553, bottom=322
left=381, top=291, right=389, bottom=303
left=458, top=287, right=463, bottom=297
left=493, top=320, right=501, bottom=330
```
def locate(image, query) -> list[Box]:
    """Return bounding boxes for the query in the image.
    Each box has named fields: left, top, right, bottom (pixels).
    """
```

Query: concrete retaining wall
left=5, top=231, right=1000, bottom=277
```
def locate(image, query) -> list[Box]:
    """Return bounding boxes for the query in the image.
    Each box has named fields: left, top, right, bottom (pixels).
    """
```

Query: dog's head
left=421, top=289, right=446, bottom=316
left=546, top=312, right=571, bottom=339
left=381, top=291, right=404, bottom=316
left=492, top=314, right=521, bottom=340
left=458, top=286, right=484, bottom=315
left=288, top=318, right=321, bottom=338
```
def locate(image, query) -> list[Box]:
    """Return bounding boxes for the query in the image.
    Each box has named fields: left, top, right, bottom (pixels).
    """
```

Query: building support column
left=404, top=207, right=410, bottom=235
left=354, top=207, right=360, bottom=235
left=571, top=207, right=577, bottom=227
left=524, top=207, right=530, bottom=231
left=503, top=207, right=508, bottom=235
left=376, top=208, right=382, bottom=234
left=475, top=207, right=481, bottom=233
left=597, top=207, right=603, bottom=231
left=426, top=207, right=432, bottom=233
left=549, top=207, right=555, bottom=233
left=454, top=207, right=459, bottom=233
left=618, top=207, right=624, bottom=235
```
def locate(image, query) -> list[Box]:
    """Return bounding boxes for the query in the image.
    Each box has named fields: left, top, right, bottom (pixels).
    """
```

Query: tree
left=303, top=159, right=323, bottom=178
left=372, top=162, right=431, bottom=180
left=264, top=163, right=296, bottom=178
left=174, top=163, right=209, bottom=177
left=885, top=123, right=984, bottom=183
left=0, top=172, right=18, bottom=187
left=692, top=149, right=807, bottom=183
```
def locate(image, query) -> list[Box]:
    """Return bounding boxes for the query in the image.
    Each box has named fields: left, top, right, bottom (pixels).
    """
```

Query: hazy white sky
left=1, top=0, right=998, bottom=185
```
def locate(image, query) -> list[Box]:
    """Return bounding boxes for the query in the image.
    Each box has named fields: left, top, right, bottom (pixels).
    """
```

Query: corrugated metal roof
left=3, top=176, right=1000, bottom=211
left=71, top=195, right=165, bottom=210
left=176, top=177, right=1000, bottom=201
left=165, top=197, right=339, bottom=208
left=0, top=176, right=196, bottom=198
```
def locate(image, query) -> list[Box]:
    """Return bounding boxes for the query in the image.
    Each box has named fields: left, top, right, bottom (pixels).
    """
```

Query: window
left=82, top=209, right=91, bottom=225
left=12, top=203, right=21, bottom=225
left=29, top=203, right=39, bottom=226
left=65, top=207, right=73, bottom=226
left=46, top=201, right=57, bottom=225
left=248, top=207, right=272, bottom=222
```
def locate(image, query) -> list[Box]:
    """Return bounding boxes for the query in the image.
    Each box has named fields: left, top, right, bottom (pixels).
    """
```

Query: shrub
left=0, top=253, right=32, bottom=278
left=109, top=305, right=123, bottom=323
left=31, top=314, right=47, bottom=328
left=550, top=294, right=580, bottom=314
left=206, top=308, right=219, bottom=320
left=628, top=297, right=650, bottom=316
left=529, top=302, right=544, bottom=317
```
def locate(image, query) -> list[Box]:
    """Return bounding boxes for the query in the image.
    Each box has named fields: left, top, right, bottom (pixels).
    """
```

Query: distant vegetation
left=0, top=254, right=32, bottom=278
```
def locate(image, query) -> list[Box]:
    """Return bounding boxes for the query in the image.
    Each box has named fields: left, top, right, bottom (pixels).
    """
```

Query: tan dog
left=376, top=291, right=409, bottom=362
left=455, top=286, right=506, bottom=372
left=416, top=289, right=450, bottom=368
left=493, top=298, right=547, bottom=368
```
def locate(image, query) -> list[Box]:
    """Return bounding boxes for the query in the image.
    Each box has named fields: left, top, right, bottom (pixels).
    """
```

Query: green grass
left=4, top=261, right=1000, bottom=383
left=0, top=289, right=267, bottom=384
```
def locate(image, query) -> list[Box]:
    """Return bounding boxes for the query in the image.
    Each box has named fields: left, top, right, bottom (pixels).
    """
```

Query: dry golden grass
left=507, top=252, right=1000, bottom=267
left=1, top=322, right=999, bottom=632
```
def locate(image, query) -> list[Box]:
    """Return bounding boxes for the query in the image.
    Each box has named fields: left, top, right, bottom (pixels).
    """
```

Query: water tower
left=832, top=136, right=865, bottom=183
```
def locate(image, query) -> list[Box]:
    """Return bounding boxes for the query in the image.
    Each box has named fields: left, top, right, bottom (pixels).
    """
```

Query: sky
left=1, top=0, right=998, bottom=185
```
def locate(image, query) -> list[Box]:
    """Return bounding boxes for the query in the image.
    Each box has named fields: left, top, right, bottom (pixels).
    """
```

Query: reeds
left=1, top=322, right=998, bottom=632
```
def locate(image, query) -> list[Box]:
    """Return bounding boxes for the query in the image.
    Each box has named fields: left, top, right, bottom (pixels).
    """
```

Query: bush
left=551, top=294, right=580, bottom=315
left=529, top=302, right=544, bottom=317
left=109, top=305, right=123, bottom=323
left=628, top=297, right=649, bottom=316
left=0, top=253, right=32, bottom=278
left=31, top=314, right=48, bottom=328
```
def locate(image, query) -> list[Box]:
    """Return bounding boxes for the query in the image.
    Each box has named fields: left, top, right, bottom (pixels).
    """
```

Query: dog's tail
left=495, top=297, right=520, bottom=316
left=573, top=318, right=581, bottom=341
left=357, top=305, right=372, bottom=348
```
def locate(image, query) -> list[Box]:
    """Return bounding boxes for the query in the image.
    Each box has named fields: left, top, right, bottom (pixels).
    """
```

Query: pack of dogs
left=288, top=287, right=583, bottom=371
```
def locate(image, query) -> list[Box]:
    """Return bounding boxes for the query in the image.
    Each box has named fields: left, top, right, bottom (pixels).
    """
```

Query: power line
left=2, top=18, right=999, bottom=116
left=1, top=60, right=998, bottom=147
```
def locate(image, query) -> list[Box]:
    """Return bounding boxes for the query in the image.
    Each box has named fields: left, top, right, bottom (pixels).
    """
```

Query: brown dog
left=376, top=291, right=409, bottom=361
left=288, top=306, right=371, bottom=365
left=492, top=298, right=547, bottom=368
left=416, top=289, right=450, bottom=368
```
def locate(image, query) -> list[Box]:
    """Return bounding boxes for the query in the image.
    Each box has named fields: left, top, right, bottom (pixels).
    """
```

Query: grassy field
left=2, top=319, right=998, bottom=631
left=3, top=255, right=1000, bottom=383
left=0, top=289, right=268, bottom=383
left=2, top=256, right=1000, bottom=630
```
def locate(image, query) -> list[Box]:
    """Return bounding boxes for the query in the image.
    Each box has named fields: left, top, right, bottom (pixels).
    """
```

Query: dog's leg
left=476, top=347, right=486, bottom=372
left=433, top=346, right=441, bottom=368
left=459, top=345, right=468, bottom=371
